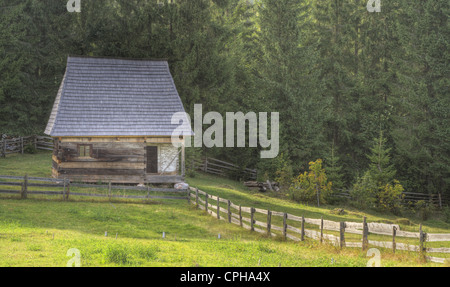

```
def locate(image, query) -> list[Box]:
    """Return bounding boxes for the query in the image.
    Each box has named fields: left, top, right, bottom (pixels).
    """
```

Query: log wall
left=52, top=137, right=182, bottom=183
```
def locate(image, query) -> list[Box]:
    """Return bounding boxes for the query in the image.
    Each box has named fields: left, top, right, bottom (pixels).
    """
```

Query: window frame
left=77, top=144, right=93, bottom=158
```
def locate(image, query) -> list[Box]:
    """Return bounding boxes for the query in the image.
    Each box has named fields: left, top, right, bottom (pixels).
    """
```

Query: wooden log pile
left=244, top=180, right=280, bottom=192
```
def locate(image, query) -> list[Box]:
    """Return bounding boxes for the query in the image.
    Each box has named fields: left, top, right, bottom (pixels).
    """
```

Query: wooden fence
left=191, top=157, right=257, bottom=180
left=1, top=135, right=53, bottom=157
left=332, top=189, right=449, bottom=208
left=189, top=187, right=450, bottom=264
left=0, top=175, right=189, bottom=201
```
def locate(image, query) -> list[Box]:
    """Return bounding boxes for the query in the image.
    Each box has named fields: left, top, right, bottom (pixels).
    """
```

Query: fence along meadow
left=188, top=187, right=450, bottom=264
left=0, top=175, right=189, bottom=201
left=1, top=136, right=53, bottom=157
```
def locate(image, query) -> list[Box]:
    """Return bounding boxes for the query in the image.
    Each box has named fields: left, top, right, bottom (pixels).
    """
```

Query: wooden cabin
left=45, top=56, right=192, bottom=184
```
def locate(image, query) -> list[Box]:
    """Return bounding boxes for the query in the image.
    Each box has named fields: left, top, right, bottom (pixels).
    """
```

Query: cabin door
left=146, top=146, right=158, bottom=174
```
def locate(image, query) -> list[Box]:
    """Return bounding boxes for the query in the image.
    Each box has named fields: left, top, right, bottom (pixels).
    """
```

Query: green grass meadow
left=0, top=151, right=449, bottom=267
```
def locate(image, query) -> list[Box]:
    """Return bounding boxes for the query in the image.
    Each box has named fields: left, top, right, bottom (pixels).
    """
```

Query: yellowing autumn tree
left=289, top=159, right=332, bottom=206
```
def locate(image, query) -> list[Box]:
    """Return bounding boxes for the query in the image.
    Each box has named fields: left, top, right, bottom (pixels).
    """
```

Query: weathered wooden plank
left=345, top=228, right=363, bottom=235
left=426, top=256, right=448, bottom=264
left=286, top=214, right=302, bottom=222
left=59, top=162, right=145, bottom=169
left=64, top=175, right=144, bottom=183
left=271, top=211, right=285, bottom=217
left=197, top=189, right=207, bottom=196
left=59, top=168, right=145, bottom=176
left=229, top=202, right=239, bottom=210
left=254, top=207, right=267, bottom=215
left=218, top=197, right=229, bottom=204
left=253, top=219, right=267, bottom=228
left=286, top=225, right=302, bottom=234
left=345, top=221, right=364, bottom=230
left=270, top=224, right=283, bottom=232
left=286, top=233, right=300, bottom=242
left=427, top=233, right=450, bottom=242
left=426, top=247, right=450, bottom=253
left=241, top=216, right=252, bottom=223
left=367, top=223, right=400, bottom=234
left=240, top=206, right=252, bottom=213
left=208, top=194, right=218, bottom=201
left=219, top=206, right=228, bottom=214
left=304, top=229, right=321, bottom=240
left=304, top=218, right=321, bottom=226
left=396, top=230, right=420, bottom=239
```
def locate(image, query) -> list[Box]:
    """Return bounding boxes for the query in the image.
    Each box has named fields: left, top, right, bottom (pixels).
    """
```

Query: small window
left=78, top=144, right=92, bottom=158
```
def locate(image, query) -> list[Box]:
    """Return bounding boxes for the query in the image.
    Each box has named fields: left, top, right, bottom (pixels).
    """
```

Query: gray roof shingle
left=45, top=56, right=192, bottom=137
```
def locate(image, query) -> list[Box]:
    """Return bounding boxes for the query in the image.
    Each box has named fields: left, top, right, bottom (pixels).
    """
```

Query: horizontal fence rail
left=330, top=190, right=449, bottom=208
left=189, top=186, right=450, bottom=264
left=0, top=175, right=189, bottom=201
left=190, top=157, right=257, bottom=180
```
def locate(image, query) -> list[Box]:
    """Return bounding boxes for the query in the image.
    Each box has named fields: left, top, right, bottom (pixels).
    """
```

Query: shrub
left=349, top=173, right=377, bottom=210
left=378, top=180, right=404, bottom=214
left=289, top=159, right=332, bottom=205
left=24, top=144, right=37, bottom=154
left=443, top=207, right=450, bottom=224
left=414, top=200, right=435, bottom=221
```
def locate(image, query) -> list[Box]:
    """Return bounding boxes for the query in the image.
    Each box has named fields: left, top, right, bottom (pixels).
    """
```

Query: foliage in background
left=289, top=159, right=332, bottom=205
left=0, top=0, right=448, bottom=202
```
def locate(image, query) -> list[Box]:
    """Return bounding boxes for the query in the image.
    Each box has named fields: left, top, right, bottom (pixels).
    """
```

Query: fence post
left=362, top=216, right=369, bottom=251
left=283, top=213, right=287, bottom=240
left=340, top=222, right=346, bottom=248
left=267, top=210, right=272, bottom=235
left=320, top=216, right=324, bottom=243
left=227, top=200, right=231, bottom=223
left=22, top=174, right=28, bottom=199
left=63, top=178, right=66, bottom=201
left=21, top=137, right=24, bottom=154
left=187, top=188, right=190, bottom=204
left=205, top=193, right=208, bottom=213
left=195, top=188, right=199, bottom=208
left=250, top=207, right=255, bottom=231
left=216, top=196, right=220, bottom=219
left=204, top=158, right=208, bottom=172
left=66, top=179, right=70, bottom=201
left=301, top=215, right=305, bottom=241
left=239, top=205, right=242, bottom=227
left=392, top=226, right=397, bottom=254
left=2, top=139, right=6, bottom=158
left=419, top=224, right=427, bottom=255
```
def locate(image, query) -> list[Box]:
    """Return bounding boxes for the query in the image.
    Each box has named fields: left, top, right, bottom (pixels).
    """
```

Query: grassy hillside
left=0, top=151, right=448, bottom=266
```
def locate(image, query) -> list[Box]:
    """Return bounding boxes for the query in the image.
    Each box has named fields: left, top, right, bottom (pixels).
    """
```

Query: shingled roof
left=45, top=56, right=192, bottom=137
